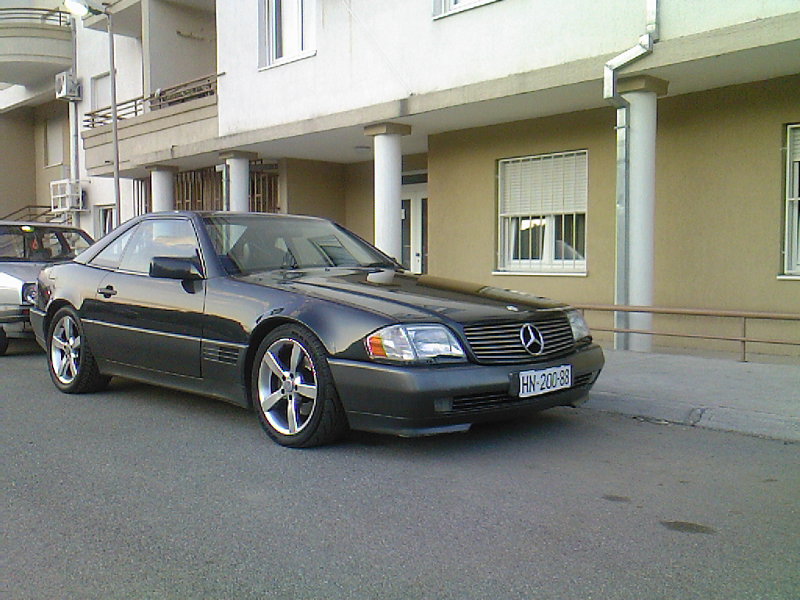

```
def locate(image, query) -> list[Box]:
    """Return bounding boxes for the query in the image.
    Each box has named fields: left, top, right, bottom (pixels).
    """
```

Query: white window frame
left=261, top=0, right=316, bottom=68
left=433, top=0, right=502, bottom=19
left=785, top=124, right=800, bottom=276
left=497, top=150, right=588, bottom=275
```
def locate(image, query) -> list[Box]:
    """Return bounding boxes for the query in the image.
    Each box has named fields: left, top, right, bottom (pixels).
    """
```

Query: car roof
left=140, top=210, right=328, bottom=221
left=0, top=220, right=86, bottom=230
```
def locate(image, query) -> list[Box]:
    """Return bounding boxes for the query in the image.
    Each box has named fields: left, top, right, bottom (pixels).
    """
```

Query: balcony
left=0, top=8, right=71, bottom=86
left=82, top=74, right=219, bottom=177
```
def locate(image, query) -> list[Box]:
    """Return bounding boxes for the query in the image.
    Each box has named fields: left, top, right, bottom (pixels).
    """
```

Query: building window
left=97, top=206, right=116, bottom=237
left=45, top=117, right=63, bottom=167
left=262, top=0, right=315, bottom=67
left=785, top=124, right=800, bottom=276
left=497, top=150, right=588, bottom=274
left=433, top=0, right=502, bottom=18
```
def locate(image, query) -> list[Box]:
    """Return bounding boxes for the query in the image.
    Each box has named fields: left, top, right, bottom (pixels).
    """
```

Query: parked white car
left=0, top=221, right=92, bottom=355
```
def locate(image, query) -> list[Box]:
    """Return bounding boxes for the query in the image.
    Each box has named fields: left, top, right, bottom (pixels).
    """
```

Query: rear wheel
left=0, top=327, right=7, bottom=356
left=252, top=324, right=348, bottom=447
left=47, top=307, right=109, bottom=393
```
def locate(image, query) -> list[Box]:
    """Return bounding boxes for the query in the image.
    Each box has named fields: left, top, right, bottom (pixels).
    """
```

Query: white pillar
left=149, top=167, right=176, bottom=212
left=365, top=123, right=411, bottom=261
left=620, top=76, right=667, bottom=352
left=221, top=151, right=257, bottom=212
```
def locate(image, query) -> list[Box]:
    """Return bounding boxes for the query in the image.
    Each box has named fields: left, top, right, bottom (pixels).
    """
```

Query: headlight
left=21, top=282, right=37, bottom=305
left=366, top=324, right=466, bottom=363
left=566, top=309, right=591, bottom=341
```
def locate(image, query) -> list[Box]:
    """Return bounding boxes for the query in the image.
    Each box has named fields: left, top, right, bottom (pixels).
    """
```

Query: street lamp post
left=64, top=0, right=121, bottom=228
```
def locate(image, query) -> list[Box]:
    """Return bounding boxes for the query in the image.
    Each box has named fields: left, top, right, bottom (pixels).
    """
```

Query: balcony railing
left=83, top=74, right=217, bottom=128
left=0, top=8, right=70, bottom=27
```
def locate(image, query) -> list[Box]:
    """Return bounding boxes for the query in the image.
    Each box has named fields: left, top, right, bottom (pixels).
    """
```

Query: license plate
left=518, top=365, right=572, bottom=398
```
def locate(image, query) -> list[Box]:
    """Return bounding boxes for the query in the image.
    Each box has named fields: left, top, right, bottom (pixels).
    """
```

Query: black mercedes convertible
left=32, top=211, right=604, bottom=447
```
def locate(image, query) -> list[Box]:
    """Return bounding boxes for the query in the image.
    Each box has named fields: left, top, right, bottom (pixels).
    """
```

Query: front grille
left=462, top=314, right=575, bottom=364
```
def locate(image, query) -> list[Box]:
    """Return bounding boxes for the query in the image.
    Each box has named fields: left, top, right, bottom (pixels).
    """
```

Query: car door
left=86, top=217, right=206, bottom=378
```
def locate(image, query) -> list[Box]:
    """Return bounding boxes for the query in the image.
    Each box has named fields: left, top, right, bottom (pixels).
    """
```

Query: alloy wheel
left=50, top=314, right=81, bottom=385
left=257, top=338, right=318, bottom=436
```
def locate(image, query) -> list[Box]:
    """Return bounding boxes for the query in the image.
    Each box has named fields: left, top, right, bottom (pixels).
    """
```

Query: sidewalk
left=585, top=349, right=800, bottom=442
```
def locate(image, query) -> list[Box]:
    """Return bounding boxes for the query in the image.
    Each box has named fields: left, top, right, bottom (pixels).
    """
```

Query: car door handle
left=97, top=286, right=117, bottom=298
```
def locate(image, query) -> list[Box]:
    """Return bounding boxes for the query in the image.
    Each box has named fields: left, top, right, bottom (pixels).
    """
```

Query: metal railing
left=1, top=204, right=62, bottom=223
left=573, top=304, right=800, bottom=362
left=83, top=74, right=217, bottom=128
left=0, top=8, right=70, bottom=27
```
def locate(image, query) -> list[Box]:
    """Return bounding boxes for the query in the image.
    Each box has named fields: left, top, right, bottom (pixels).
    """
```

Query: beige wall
left=0, top=108, right=36, bottom=217
left=33, top=101, right=70, bottom=208
left=284, top=159, right=346, bottom=224
left=656, top=75, right=799, bottom=313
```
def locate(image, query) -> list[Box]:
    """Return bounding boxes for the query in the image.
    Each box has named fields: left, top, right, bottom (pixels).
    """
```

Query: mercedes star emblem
left=519, top=323, right=545, bottom=356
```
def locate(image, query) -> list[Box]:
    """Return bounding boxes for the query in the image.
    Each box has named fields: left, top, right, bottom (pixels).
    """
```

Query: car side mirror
left=149, top=256, right=204, bottom=281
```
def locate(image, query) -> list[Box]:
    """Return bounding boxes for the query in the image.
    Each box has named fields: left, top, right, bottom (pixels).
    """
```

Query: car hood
left=235, top=268, right=567, bottom=324
left=0, top=261, right=48, bottom=284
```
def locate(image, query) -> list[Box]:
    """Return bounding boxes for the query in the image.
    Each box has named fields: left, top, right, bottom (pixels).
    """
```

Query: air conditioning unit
left=50, top=179, right=83, bottom=212
left=55, top=71, right=82, bottom=101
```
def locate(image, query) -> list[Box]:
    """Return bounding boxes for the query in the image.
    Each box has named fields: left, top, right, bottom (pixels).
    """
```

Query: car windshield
left=203, top=214, right=394, bottom=274
left=0, top=224, right=92, bottom=262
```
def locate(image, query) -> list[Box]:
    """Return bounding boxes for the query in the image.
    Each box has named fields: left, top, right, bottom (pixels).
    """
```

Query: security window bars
left=786, top=124, right=800, bottom=275
left=498, top=151, right=588, bottom=274
left=264, top=0, right=315, bottom=66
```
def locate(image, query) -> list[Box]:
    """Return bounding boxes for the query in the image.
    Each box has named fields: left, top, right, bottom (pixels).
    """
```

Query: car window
left=118, top=219, right=200, bottom=275
left=0, top=225, right=92, bottom=261
left=91, top=226, right=136, bottom=269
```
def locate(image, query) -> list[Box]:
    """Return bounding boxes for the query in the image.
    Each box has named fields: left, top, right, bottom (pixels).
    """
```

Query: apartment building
left=2, top=0, right=799, bottom=356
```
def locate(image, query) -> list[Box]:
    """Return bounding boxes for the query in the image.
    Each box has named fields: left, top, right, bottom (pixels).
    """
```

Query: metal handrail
left=83, top=74, right=217, bottom=128
left=0, top=8, right=70, bottom=27
left=1, top=204, right=58, bottom=222
left=573, top=303, right=800, bottom=362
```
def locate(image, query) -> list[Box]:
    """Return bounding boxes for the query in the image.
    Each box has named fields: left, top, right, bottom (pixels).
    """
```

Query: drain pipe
left=603, top=0, right=659, bottom=350
left=68, top=16, right=80, bottom=227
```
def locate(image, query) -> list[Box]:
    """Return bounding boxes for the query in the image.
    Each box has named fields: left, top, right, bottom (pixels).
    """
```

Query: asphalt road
left=4, top=341, right=799, bottom=600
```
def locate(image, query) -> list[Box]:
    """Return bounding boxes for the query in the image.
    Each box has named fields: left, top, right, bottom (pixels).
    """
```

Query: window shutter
left=790, top=126, right=800, bottom=161
left=433, top=0, right=446, bottom=17
left=499, top=151, right=587, bottom=215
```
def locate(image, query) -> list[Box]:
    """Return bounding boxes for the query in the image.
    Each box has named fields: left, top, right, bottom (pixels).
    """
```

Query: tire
left=0, top=327, right=8, bottom=356
left=251, top=324, right=348, bottom=448
left=47, top=307, right=110, bottom=393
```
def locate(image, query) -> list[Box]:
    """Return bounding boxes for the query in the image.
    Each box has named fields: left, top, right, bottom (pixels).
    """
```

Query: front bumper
left=0, top=305, right=34, bottom=339
left=329, top=343, right=604, bottom=436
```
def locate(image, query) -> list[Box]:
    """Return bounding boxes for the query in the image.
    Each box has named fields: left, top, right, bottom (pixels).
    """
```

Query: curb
left=585, top=391, right=800, bottom=443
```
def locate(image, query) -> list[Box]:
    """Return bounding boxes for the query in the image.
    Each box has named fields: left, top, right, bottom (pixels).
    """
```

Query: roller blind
left=499, top=151, right=588, bottom=215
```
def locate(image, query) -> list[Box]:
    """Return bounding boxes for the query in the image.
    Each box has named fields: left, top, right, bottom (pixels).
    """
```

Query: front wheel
left=0, top=327, right=8, bottom=356
left=252, top=324, right=348, bottom=447
left=47, top=307, right=109, bottom=393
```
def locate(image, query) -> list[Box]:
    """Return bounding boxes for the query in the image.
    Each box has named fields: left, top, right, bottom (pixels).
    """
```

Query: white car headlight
left=366, top=324, right=466, bottom=363
left=22, top=282, right=37, bottom=305
left=566, top=309, right=591, bottom=342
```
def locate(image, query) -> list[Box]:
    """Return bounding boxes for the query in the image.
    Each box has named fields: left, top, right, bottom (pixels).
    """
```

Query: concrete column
left=619, top=76, right=668, bottom=352
left=364, top=122, right=411, bottom=261
left=148, top=166, right=178, bottom=212
left=221, top=151, right=257, bottom=212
